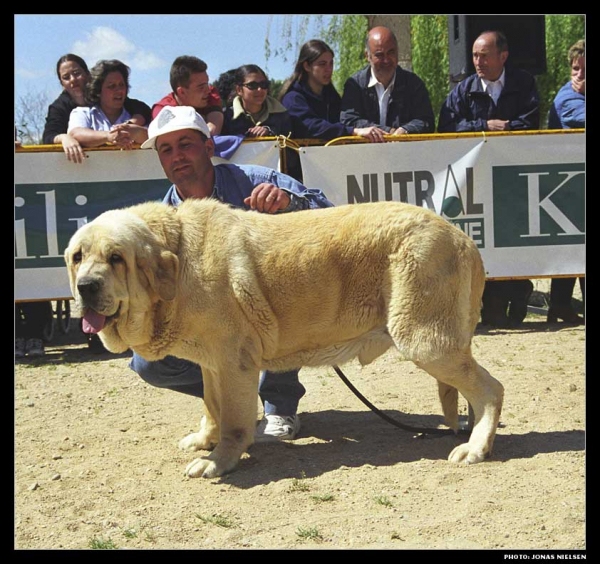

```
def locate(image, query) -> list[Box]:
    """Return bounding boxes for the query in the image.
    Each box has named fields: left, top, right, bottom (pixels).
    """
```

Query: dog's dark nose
left=77, top=278, right=101, bottom=300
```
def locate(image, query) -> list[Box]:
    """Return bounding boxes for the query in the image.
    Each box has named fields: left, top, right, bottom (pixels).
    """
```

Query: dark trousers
left=129, top=353, right=306, bottom=416
left=15, top=302, right=52, bottom=339
left=481, top=280, right=533, bottom=327
left=550, top=277, right=585, bottom=307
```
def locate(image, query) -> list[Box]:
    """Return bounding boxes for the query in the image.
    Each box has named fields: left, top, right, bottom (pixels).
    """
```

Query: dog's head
left=64, top=205, right=179, bottom=353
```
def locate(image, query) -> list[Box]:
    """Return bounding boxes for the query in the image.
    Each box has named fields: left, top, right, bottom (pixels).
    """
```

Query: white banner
left=15, top=141, right=280, bottom=301
left=300, top=133, right=585, bottom=279
left=212, top=139, right=281, bottom=169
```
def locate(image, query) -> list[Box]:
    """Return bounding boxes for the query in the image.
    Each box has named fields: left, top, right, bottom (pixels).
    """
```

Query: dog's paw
left=184, top=445, right=243, bottom=479
left=178, top=432, right=216, bottom=452
left=185, top=457, right=219, bottom=479
left=448, top=443, right=487, bottom=465
left=185, top=457, right=236, bottom=479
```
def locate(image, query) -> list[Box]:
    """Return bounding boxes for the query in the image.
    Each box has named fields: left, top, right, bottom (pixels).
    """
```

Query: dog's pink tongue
left=82, top=310, right=106, bottom=334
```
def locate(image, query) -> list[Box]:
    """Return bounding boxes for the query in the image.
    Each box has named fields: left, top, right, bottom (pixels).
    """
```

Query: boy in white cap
left=131, top=105, right=333, bottom=440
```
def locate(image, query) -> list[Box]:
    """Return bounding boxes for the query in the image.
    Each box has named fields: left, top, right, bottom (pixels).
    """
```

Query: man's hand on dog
left=244, top=183, right=291, bottom=213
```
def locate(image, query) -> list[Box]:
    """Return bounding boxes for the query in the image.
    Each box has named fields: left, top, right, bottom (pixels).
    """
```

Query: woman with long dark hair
left=280, top=39, right=378, bottom=141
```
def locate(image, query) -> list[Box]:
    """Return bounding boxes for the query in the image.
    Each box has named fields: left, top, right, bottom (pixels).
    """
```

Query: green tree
left=321, top=15, right=369, bottom=93
left=410, top=15, right=449, bottom=129
left=269, top=78, right=285, bottom=101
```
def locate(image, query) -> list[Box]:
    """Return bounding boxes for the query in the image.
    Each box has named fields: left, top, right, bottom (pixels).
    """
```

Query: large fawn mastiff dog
left=65, top=199, right=504, bottom=478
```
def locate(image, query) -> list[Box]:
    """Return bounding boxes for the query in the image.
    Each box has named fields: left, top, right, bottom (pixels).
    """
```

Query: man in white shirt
left=368, top=70, right=395, bottom=132
left=366, top=27, right=399, bottom=136
left=438, top=30, right=539, bottom=133
left=340, top=26, right=435, bottom=142
left=472, top=32, right=510, bottom=131
left=438, top=30, right=540, bottom=328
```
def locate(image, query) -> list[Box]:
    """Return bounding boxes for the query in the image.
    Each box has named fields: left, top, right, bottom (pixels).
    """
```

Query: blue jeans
left=129, top=353, right=305, bottom=416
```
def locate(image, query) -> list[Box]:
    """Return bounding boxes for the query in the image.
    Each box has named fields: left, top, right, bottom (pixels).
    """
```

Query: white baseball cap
left=141, top=105, right=211, bottom=149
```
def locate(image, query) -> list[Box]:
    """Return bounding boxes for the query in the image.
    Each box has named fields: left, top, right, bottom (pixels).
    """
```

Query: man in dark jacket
left=438, top=31, right=540, bottom=133
left=439, top=30, right=540, bottom=327
left=340, top=26, right=435, bottom=142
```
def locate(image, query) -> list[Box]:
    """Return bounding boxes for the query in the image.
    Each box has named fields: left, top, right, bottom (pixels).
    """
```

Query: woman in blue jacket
left=280, top=40, right=378, bottom=141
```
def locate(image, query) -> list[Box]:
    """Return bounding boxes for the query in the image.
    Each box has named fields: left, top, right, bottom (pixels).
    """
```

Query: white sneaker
left=255, top=414, right=301, bottom=442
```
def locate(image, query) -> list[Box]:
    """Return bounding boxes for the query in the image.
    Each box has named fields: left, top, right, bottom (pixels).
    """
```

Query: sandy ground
left=15, top=282, right=585, bottom=551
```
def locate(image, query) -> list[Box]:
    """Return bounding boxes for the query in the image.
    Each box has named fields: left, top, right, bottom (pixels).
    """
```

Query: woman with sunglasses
left=222, top=65, right=294, bottom=137
left=280, top=39, right=379, bottom=141
left=42, top=54, right=151, bottom=163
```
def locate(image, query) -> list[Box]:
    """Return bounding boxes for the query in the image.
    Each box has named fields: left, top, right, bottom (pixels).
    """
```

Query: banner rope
left=275, top=134, right=301, bottom=152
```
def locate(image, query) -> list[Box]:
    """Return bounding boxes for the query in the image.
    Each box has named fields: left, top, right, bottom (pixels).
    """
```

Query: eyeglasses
left=242, top=80, right=270, bottom=91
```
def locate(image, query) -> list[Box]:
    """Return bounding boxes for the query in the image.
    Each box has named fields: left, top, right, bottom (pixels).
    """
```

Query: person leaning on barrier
left=545, top=40, right=585, bottom=325
left=438, top=30, right=540, bottom=329
left=152, top=55, right=224, bottom=136
left=42, top=54, right=151, bottom=163
left=280, top=39, right=381, bottom=142
left=129, top=105, right=334, bottom=441
left=222, top=64, right=304, bottom=181
left=67, top=59, right=149, bottom=149
left=340, top=26, right=435, bottom=143
left=222, top=64, right=294, bottom=138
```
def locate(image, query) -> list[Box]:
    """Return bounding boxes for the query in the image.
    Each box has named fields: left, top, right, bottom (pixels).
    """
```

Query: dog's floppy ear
left=138, top=248, right=179, bottom=302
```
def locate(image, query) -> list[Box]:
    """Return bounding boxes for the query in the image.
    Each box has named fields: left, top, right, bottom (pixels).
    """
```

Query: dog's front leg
left=179, top=370, right=221, bottom=452
left=185, top=366, right=259, bottom=479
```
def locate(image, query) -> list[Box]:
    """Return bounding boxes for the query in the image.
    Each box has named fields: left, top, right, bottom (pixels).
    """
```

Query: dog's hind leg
left=437, top=383, right=477, bottom=432
left=416, top=348, right=503, bottom=464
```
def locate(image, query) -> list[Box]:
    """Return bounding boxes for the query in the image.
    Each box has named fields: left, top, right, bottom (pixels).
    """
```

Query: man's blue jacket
left=438, top=66, right=540, bottom=132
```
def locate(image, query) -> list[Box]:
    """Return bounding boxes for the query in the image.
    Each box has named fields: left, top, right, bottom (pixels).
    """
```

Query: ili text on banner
left=15, top=141, right=280, bottom=301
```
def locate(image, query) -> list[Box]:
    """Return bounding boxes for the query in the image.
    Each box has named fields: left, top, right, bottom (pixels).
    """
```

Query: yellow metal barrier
left=16, top=129, right=583, bottom=152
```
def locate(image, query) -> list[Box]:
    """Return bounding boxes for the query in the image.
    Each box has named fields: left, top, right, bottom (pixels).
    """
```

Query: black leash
left=332, top=365, right=470, bottom=437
